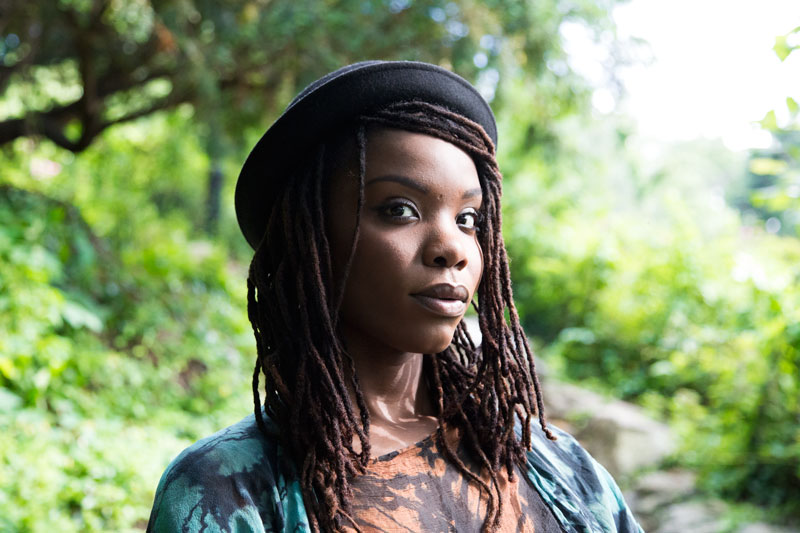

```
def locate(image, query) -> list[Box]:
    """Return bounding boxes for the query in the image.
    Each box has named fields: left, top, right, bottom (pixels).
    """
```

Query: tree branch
left=0, top=117, right=27, bottom=147
left=101, top=90, right=192, bottom=130
left=0, top=86, right=193, bottom=152
left=96, top=66, right=174, bottom=100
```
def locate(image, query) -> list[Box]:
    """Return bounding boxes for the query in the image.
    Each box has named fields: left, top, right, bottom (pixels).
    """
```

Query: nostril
left=433, top=256, right=447, bottom=267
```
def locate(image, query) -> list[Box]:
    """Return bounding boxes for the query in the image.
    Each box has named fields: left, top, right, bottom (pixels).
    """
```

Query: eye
left=457, top=208, right=481, bottom=230
left=379, top=200, right=419, bottom=221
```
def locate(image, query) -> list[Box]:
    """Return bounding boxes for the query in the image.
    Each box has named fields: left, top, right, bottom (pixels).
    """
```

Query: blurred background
left=0, top=0, right=798, bottom=531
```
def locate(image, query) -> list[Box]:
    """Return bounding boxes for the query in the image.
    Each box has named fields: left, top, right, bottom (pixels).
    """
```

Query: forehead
left=363, top=128, right=481, bottom=191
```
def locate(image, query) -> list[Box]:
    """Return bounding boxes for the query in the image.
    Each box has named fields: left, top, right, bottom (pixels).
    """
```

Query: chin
left=409, top=322, right=460, bottom=354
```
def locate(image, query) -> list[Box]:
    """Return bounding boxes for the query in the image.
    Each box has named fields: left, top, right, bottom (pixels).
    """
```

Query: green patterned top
left=147, top=414, right=644, bottom=532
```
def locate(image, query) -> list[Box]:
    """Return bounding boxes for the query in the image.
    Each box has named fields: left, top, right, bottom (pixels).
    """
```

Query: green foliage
left=1, top=1, right=632, bottom=528
left=499, top=86, right=800, bottom=515
left=732, top=26, right=800, bottom=237
left=773, top=25, right=800, bottom=61
left=0, top=0, right=608, bottom=152
left=1, top=0, right=617, bottom=235
left=0, top=110, right=254, bottom=531
left=2, top=1, right=798, bottom=529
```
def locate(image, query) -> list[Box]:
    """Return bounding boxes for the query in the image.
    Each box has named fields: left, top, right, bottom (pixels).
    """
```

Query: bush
left=500, top=109, right=800, bottom=516
left=0, top=112, right=255, bottom=531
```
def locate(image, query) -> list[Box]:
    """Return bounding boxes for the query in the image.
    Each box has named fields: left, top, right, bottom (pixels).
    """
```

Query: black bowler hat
left=234, top=60, right=498, bottom=250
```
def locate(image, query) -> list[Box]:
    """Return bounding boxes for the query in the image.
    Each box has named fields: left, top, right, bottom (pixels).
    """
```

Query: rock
left=634, top=470, right=697, bottom=497
left=542, top=380, right=674, bottom=478
left=651, top=500, right=728, bottom=533
left=629, top=469, right=696, bottom=516
left=542, top=380, right=604, bottom=419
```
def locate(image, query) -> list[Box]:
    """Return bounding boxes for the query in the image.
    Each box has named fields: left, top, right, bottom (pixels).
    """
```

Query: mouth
left=410, top=283, right=470, bottom=318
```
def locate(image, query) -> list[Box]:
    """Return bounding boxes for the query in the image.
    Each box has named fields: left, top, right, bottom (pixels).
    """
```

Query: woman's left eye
left=457, top=209, right=480, bottom=230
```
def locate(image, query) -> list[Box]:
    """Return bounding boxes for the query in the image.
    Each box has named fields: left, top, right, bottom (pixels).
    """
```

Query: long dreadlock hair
left=247, top=100, right=555, bottom=533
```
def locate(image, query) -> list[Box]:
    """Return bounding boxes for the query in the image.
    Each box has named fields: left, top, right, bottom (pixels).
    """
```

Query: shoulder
left=146, top=414, right=287, bottom=533
left=520, top=423, right=645, bottom=533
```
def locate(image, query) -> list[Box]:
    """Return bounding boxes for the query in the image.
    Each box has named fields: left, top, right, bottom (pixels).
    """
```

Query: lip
left=411, top=283, right=469, bottom=318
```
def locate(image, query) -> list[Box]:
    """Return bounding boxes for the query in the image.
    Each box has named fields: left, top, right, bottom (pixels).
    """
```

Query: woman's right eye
left=380, top=201, right=418, bottom=220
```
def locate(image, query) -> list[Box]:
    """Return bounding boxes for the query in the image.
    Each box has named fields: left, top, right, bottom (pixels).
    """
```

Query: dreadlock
left=247, top=100, right=555, bottom=533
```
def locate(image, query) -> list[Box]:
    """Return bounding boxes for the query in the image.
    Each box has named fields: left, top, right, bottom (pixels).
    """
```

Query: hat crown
left=235, top=60, right=497, bottom=249
left=287, top=60, right=384, bottom=110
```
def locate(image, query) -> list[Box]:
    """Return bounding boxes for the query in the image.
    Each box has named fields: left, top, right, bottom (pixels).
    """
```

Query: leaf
left=749, top=157, right=788, bottom=176
left=787, top=97, right=799, bottom=115
left=61, top=301, right=104, bottom=333
left=0, top=388, right=23, bottom=412
left=774, top=35, right=791, bottom=61
left=759, top=110, right=778, bottom=131
left=0, top=356, right=17, bottom=380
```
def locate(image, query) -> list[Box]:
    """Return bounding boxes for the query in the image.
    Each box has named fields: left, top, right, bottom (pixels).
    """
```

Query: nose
left=422, top=217, right=469, bottom=270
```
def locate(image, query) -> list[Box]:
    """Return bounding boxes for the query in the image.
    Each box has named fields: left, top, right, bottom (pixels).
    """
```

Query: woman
left=147, top=61, right=643, bottom=533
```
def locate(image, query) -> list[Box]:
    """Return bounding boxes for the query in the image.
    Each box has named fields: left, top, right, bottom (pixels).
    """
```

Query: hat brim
left=235, top=60, right=497, bottom=250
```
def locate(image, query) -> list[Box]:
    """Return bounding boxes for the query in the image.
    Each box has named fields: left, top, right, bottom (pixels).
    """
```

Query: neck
left=343, top=336, right=434, bottom=424
left=341, top=331, right=442, bottom=456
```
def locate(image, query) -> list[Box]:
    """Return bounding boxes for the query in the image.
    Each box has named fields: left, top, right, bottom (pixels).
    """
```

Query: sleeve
left=522, top=424, right=645, bottom=533
left=145, top=419, right=284, bottom=533
left=586, top=448, right=645, bottom=533
left=146, top=457, right=268, bottom=533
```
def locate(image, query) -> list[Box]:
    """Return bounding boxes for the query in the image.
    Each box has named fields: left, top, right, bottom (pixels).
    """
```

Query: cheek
left=336, top=233, right=417, bottom=343
left=348, top=228, right=414, bottom=283
left=470, top=238, right=484, bottom=296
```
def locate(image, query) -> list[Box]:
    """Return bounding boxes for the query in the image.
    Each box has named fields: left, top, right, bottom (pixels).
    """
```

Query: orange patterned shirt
left=347, top=431, right=562, bottom=532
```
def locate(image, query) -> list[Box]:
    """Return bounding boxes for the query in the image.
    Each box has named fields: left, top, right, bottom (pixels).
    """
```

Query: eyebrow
left=462, top=187, right=482, bottom=200
left=366, top=175, right=429, bottom=194
left=366, top=175, right=483, bottom=200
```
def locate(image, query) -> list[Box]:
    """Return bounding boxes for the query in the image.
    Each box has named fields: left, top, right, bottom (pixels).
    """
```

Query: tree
left=1, top=3, right=632, bottom=530
left=734, top=25, right=800, bottom=236
left=0, top=0, right=617, bottom=149
left=0, top=0, right=618, bottom=229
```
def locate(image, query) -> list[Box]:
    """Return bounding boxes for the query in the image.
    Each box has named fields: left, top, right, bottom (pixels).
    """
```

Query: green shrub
left=500, top=109, right=800, bottom=515
left=0, top=112, right=255, bottom=531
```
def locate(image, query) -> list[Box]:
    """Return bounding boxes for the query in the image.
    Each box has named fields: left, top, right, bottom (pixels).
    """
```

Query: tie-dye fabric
left=346, top=429, right=562, bottom=532
left=147, top=414, right=644, bottom=533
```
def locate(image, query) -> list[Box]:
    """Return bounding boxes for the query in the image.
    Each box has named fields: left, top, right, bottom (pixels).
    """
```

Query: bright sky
left=564, top=0, right=800, bottom=151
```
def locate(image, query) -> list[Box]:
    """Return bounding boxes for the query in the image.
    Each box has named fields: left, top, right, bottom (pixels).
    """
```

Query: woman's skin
left=327, top=128, right=484, bottom=456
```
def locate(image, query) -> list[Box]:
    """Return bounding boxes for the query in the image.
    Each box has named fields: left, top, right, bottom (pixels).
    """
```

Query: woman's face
left=327, top=127, right=483, bottom=357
